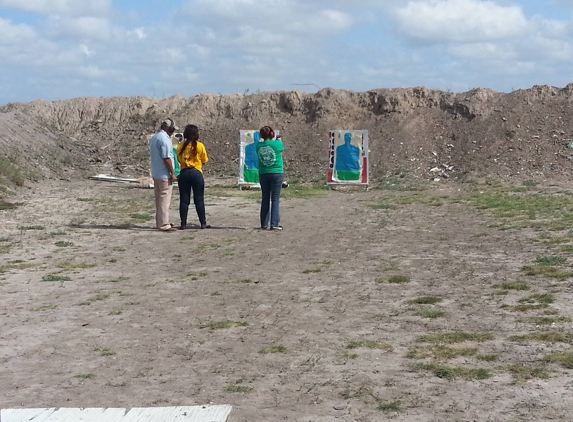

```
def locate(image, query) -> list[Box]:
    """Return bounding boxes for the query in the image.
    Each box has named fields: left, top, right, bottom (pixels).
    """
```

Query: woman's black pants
left=178, top=168, right=206, bottom=226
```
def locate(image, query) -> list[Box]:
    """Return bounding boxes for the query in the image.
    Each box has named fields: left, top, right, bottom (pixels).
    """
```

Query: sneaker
left=201, top=223, right=211, bottom=229
left=160, top=227, right=178, bottom=232
left=260, top=226, right=269, bottom=230
left=179, top=225, right=186, bottom=230
left=270, top=226, right=283, bottom=231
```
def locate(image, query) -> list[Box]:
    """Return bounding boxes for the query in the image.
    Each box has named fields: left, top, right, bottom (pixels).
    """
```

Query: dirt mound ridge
left=0, top=110, right=84, bottom=187
left=2, top=84, right=573, bottom=182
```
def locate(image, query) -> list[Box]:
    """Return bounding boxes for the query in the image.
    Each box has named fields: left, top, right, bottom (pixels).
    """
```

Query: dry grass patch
left=57, top=261, right=97, bottom=270
left=412, top=363, right=491, bottom=380
left=417, top=332, right=494, bottom=344
left=94, top=347, right=115, bottom=356
left=302, top=268, right=322, bottom=274
left=347, top=340, right=393, bottom=351
left=508, top=331, right=573, bottom=343
left=504, top=365, right=550, bottom=383
left=518, top=293, right=555, bottom=305
left=465, top=190, right=573, bottom=231
left=42, top=274, right=71, bottom=282
left=200, top=320, right=248, bottom=330
left=34, top=304, right=59, bottom=312
left=378, top=400, right=402, bottom=413
left=75, top=373, right=96, bottom=380
left=78, top=293, right=110, bottom=306
left=536, top=256, right=567, bottom=266
left=518, top=316, right=571, bottom=325
left=0, top=261, right=36, bottom=274
left=408, top=296, right=442, bottom=305
left=392, top=195, right=443, bottom=207
left=415, top=309, right=447, bottom=319
left=378, top=275, right=410, bottom=284
left=407, top=345, right=478, bottom=360
left=0, top=199, right=18, bottom=210
left=476, top=354, right=499, bottom=362
left=543, top=352, right=573, bottom=369
left=259, top=345, right=287, bottom=354
left=187, top=272, right=207, bottom=280
left=502, top=292, right=556, bottom=313
left=521, top=265, right=573, bottom=280
left=194, top=243, right=221, bottom=254
left=502, top=303, right=549, bottom=312
left=493, top=281, right=530, bottom=291
left=18, top=225, right=45, bottom=231
left=225, top=384, right=254, bottom=393
left=130, top=213, right=153, bottom=221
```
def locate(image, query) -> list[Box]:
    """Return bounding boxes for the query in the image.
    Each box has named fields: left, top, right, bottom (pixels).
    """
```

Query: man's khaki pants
left=153, top=178, right=173, bottom=230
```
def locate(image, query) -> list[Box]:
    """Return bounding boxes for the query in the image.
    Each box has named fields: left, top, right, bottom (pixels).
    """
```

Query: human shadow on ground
left=179, top=224, right=246, bottom=230
left=68, top=223, right=246, bottom=231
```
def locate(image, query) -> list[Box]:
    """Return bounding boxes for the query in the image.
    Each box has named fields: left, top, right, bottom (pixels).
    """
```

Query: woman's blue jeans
left=259, top=173, right=283, bottom=228
left=178, top=168, right=206, bottom=226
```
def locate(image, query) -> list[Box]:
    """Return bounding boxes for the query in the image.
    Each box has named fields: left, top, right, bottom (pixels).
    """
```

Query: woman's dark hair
left=259, top=126, right=273, bottom=140
left=179, top=124, right=199, bottom=157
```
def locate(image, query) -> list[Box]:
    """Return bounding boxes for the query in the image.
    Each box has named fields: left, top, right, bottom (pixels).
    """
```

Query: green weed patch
left=509, top=331, right=573, bottom=343
left=544, top=352, right=573, bottom=369
left=347, top=340, right=393, bottom=351
left=407, top=345, right=478, bottom=360
left=417, top=332, right=494, bottom=344
left=413, top=362, right=491, bottom=380
left=408, top=296, right=442, bottom=305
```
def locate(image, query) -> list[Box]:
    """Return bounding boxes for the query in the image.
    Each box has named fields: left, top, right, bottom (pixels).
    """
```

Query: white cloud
left=439, top=11, right=573, bottom=63
left=127, top=28, right=147, bottom=41
left=0, top=18, right=36, bottom=45
left=79, top=44, right=95, bottom=57
left=166, top=48, right=185, bottom=63
left=192, top=0, right=278, bottom=20
left=190, top=0, right=353, bottom=38
left=189, top=43, right=210, bottom=59
left=2, top=0, right=572, bottom=104
left=522, top=35, right=573, bottom=62
left=0, top=0, right=111, bottom=17
left=448, top=42, right=517, bottom=61
left=291, top=0, right=394, bottom=9
left=47, top=16, right=116, bottom=41
left=288, top=10, right=353, bottom=34
left=531, top=16, right=570, bottom=39
left=231, top=26, right=290, bottom=55
left=394, top=0, right=528, bottom=43
left=78, top=65, right=106, bottom=79
left=185, top=69, right=199, bottom=81
left=180, top=0, right=355, bottom=70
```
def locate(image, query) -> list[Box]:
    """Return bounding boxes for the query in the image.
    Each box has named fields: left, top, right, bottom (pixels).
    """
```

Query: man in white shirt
left=149, top=118, right=178, bottom=232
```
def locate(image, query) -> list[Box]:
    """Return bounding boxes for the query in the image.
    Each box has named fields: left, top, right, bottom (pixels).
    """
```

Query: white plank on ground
left=1, top=406, right=232, bottom=422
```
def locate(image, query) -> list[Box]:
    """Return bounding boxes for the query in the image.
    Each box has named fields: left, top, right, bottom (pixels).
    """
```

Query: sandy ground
left=1, top=179, right=573, bottom=421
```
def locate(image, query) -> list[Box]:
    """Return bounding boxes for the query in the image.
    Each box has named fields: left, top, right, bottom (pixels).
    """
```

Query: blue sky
left=0, top=0, right=572, bottom=105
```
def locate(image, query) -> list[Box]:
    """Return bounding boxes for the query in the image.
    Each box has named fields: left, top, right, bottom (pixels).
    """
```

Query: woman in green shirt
left=256, top=126, right=284, bottom=230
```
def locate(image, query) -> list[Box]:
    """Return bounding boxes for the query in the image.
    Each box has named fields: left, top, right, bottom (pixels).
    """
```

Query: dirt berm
left=1, top=84, right=573, bottom=185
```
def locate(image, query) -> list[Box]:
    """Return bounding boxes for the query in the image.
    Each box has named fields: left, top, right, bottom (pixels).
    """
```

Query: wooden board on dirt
left=1, top=406, right=233, bottom=422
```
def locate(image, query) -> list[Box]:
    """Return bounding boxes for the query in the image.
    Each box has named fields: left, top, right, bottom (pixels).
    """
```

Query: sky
left=0, top=0, right=572, bottom=105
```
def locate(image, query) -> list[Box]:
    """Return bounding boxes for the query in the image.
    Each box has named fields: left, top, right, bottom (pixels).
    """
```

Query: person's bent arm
left=163, top=157, right=176, bottom=182
left=201, top=144, right=209, bottom=165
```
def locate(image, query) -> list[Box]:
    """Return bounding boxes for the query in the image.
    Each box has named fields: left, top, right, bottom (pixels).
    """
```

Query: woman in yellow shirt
left=176, top=124, right=210, bottom=229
